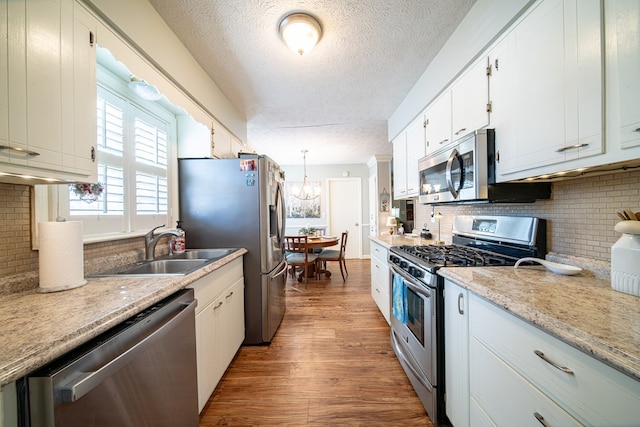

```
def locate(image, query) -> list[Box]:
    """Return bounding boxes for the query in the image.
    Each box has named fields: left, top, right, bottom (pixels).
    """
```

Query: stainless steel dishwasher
left=20, top=288, right=198, bottom=427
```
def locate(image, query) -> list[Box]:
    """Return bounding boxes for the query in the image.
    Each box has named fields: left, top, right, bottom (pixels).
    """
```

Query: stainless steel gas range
left=388, top=215, right=547, bottom=425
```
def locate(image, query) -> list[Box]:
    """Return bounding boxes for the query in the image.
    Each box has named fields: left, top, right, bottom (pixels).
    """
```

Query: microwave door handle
left=445, top=148, right=460, bottom=199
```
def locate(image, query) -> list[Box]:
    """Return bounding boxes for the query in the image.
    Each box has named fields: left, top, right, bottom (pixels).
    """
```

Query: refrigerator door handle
left=276, top=181, right=286, bottom=248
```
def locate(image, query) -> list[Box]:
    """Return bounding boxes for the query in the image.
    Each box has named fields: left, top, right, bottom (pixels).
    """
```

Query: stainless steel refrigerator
left=178, top=155, right=287, bottom=344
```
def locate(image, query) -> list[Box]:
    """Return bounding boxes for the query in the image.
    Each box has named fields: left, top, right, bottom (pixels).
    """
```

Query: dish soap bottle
left=170, top=220, right=186, bottom=255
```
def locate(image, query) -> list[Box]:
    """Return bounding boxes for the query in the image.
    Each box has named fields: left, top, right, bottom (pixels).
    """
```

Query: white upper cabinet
left=607, top=0, right=640, bottom=150
left=177, top=115, right=244, bottom=159
left=424, top=90, right=452, bottom=155
left=493, top=0, right=603, bottom=179
left=0, top=0, right=97, bottom=183
left=392, top=131, right=407, bottom=199
left=451, top=56, right=490, bottom=141
left=405, top=113, right=426, bottom=197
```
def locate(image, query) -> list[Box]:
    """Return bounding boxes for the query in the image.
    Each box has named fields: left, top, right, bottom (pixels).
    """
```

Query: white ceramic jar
left=611, top=221, right=640, bottom=297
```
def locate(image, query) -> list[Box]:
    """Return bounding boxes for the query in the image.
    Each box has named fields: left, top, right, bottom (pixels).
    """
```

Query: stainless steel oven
left=388, top=215, right=547, bottom=426
left=418, top=129, right=551, bottom=204
left=389, top=257, right=444, bottom=425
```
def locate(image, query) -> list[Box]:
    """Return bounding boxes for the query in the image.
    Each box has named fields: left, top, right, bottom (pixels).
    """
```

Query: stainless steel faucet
left=145, top=225, right=181, bottom=261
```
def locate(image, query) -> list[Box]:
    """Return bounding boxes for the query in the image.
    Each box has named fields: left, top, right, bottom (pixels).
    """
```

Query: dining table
left=297, top=235, right=339, bottom=281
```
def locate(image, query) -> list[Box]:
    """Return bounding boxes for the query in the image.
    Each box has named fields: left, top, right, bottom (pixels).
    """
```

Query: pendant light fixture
left=278, top=12, right=322, bottom=56
left=294, top=150, right=320, bottom=200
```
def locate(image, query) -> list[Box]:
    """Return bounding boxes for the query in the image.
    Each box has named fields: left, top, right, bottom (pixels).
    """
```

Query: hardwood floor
left=199, top=259, right=434, bottom=426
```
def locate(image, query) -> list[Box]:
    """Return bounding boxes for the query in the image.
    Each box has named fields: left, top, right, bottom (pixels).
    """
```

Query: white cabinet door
left=392, top=131, right=407, bottom=199
left=609, top=0, right=640, bottom=149
left=370, top=240, right=390, bottom=324
left=496, top=0, right=603, bottom=179
left=424, top=90, right=452, bottom=155
left=451, top=57, right=489, bottom=140
left=177, top=115, right=214, bottom=158
left=405, top=114, right=425, bottom=197
left=212, top=121, right=232, bottom=158
left=444, top=279, right=469, bottom=427
left=488, top=32, right=518, bottom=175
left=69, top=1, right=97, bottom=181
left=219, top=278, right=245, bottom=369
left=194, top=297, right=221, bottom=412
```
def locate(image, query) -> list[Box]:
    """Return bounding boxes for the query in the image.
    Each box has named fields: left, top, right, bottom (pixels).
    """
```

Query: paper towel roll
left=38, top=221, right=87, bottom=293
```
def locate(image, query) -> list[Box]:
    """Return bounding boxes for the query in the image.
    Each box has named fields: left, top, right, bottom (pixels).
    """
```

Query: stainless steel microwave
left=418, top=129, right=551, bottom=204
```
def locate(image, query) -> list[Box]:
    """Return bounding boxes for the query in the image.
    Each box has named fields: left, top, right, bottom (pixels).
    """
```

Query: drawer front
left=470, top=397, right=497, bottom=427
left=469, top=294, right=640, bottom=426
left=470, top=337, right=582, bottom=427
left=370, top=240, right=388, bottom=263
left=188, top=257, right=243, bottom=311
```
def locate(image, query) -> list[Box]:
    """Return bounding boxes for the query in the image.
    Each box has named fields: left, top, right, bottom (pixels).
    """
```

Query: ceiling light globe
left=279, top=13, right=322, bottom=56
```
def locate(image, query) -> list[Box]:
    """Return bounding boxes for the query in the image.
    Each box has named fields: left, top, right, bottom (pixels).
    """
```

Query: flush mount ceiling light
left=278, top=12, right=322, bottom=56
left=128, top=76, right=163, bottom=101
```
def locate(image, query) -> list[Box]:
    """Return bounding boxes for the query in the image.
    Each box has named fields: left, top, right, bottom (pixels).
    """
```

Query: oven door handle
left=390, top=263, right=432, bottom=298
left=391, top=329, right=434, bottom=392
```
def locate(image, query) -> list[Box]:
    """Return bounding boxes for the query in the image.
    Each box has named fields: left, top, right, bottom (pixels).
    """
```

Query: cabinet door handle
left=457, top=293, right=464, bottom=315
left=534, top=350, right=574, bottom=374
left=454, top=128, right=467, bottom=136
left=634, top=128, right=640, bottom=133
left=214, top=301, right=223, bottom=310
left=556, top=143, right=589, bottom=153
left=0, top=145, right=40, bottom=159
left=534, top=412, right=549, bottom=427
left=226, top=291, right=234, bottom=298
left=439, top=138, right=449, bottom=145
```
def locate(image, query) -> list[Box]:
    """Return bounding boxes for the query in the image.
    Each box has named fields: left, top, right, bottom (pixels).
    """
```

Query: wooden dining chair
left=316, top=231, right=348, bottom=281
left=284, top=235, right=318, bottom=284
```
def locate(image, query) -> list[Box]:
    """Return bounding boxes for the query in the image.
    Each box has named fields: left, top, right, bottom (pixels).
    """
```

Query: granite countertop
left=0, top=248, right=247, bottom=386
left=370, top=233, right=440, bottom=248
left=438, top=266, right=640, bottom=381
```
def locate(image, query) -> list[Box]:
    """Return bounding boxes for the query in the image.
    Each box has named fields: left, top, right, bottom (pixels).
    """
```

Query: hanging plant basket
left=71, top=182, right=104, bottom=203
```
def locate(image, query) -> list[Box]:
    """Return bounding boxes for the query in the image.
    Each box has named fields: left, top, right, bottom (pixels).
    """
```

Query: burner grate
left=397, top=244, right=516, bottom=268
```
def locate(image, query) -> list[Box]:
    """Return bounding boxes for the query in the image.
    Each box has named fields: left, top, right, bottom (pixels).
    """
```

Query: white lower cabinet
left=468, top=292, right=640, bottom=426
left=188, top=257, right=245, bottom=413
left=470, top=336, right=582, bottom=427
left=370, top=240, right=390, bottom=324
left=444, top=279, right=469, bottom=427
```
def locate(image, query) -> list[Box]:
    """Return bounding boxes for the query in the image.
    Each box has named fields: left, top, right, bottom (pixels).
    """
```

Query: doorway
left=327, top=177, right=362, bottom=259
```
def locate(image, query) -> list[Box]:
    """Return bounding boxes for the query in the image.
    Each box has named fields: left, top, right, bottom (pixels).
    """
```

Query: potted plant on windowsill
left=298, top=226, right=316, bottom=237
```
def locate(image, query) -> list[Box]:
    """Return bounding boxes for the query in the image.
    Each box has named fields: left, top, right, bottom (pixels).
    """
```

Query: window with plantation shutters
left=61, top=66, right=176, bottom=237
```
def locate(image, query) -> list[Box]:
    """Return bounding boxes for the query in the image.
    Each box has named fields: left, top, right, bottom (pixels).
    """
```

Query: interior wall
left=281, top=163, right=370, bottom=256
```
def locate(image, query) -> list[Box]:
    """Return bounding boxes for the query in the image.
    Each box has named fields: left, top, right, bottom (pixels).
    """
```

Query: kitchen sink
left=90, top=248, right=238, bottom=277
left=167, top=248, right=236, bottom=260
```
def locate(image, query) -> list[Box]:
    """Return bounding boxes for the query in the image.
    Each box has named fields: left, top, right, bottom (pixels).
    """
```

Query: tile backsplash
left=414, top=170, right=640, bottom=260
left=0, top=169, right=638, bottom=291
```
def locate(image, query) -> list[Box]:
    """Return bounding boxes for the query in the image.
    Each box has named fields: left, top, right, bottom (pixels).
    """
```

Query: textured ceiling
left=146, top=0, right=476, bottom=165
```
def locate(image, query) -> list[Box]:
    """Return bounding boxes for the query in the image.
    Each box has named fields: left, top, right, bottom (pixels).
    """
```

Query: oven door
left=389, top=264, right=436, bottom=385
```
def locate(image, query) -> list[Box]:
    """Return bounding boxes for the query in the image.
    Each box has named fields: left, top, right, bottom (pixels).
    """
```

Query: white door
left=327, top=177, right=361, bottom=259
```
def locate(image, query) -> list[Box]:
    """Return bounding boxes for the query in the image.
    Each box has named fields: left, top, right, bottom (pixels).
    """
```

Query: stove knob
left=399, top=261, right=408, bottom=269
left=407, top=266, right=415, bottom=276
left=413, top=269, right=423, bottom=278
left=389, top=255, right=399, bottom=264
